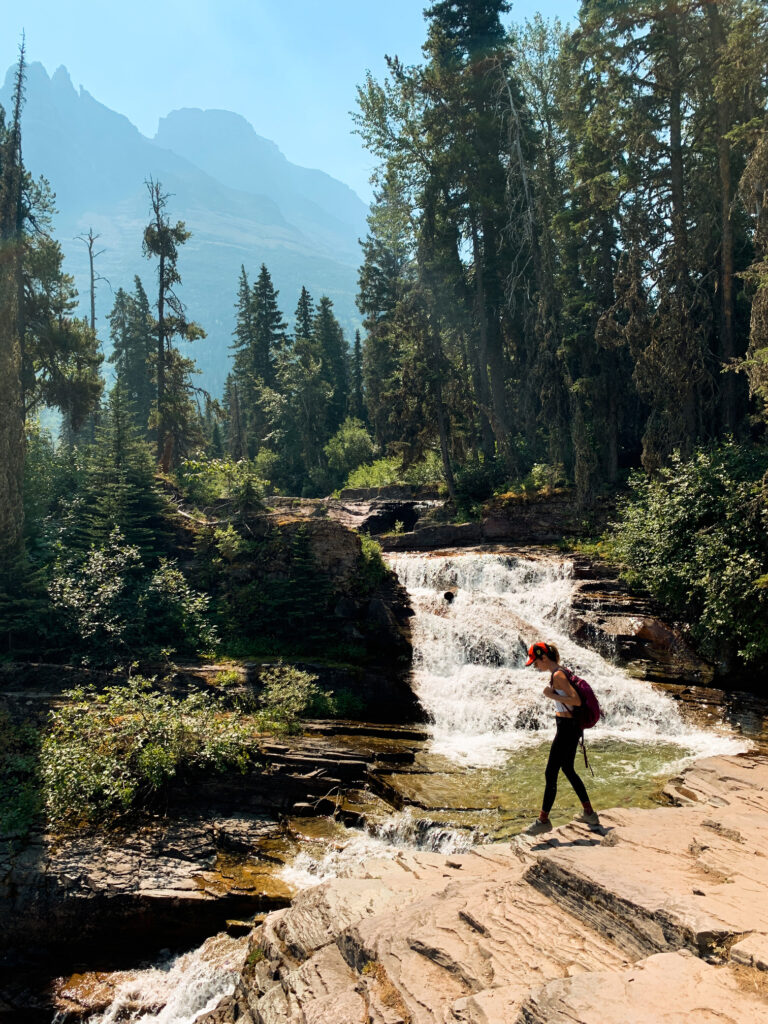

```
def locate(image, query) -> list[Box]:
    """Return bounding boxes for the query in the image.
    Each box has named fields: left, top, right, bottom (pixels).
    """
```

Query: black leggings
left=542, top=717, right=589, bottom=815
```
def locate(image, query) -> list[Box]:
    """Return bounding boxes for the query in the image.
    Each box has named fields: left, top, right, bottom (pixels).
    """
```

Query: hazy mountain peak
left=0, top=61, right=363, bottom=396
left=155, top=104, right=368, bottom=244
left=51, top=65, right=76, bottom=93
left=157, top=107, right=282, bottom=158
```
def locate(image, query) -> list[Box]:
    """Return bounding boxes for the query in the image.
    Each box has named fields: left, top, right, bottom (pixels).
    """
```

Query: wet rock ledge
left=206, top=753, right=768, bottom=1023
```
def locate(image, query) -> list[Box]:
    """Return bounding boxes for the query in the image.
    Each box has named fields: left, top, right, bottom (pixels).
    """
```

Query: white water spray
left=282, top=808, right=474, bottom=889
left=388, top=551, right=747, bottom=767
left=67, top=934, right=246, bottom=1024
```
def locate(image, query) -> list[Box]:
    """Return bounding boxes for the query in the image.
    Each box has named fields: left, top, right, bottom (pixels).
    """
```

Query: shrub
left=324, top=418, right=375, bottom=481
left=356, top=534, right=388, bottom=594
left=256, top=664, right=330, bottom=732
left=143, top=560, right=219, bottom=656
left=454, top=459, right=503, bottom=508
left=0, top=709, right=42, bottom=836
left=176, top=458, right=270, bottom=508
left=344, top=451, right=443, bottom=490
left=40, top=679, right=255, bottom=828
left=328, top=688, right=366, bottom=718
left=213, top=669, right=242, bottom=688
left=521, top=462, right=567, bottom=492
left=609, top=442, right=768, bottom=668
left=49, top=529, right=218, bottom=665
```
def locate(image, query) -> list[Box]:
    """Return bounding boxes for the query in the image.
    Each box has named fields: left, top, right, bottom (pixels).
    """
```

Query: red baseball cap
left=525, top=642, right=549, bottom=666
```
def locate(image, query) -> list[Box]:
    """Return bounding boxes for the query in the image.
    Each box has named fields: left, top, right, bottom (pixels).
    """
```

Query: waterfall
left=388, top=550, right=747, bottom=767
left=63, top=934, right=246, bottom=1024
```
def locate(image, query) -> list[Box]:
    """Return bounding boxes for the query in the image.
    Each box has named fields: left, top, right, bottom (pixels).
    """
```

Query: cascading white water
left=65, top=934, right=246, bottom=1024
left=388, top=550, right=748, bottom=767
left=282, top=808, right=475, bottom=889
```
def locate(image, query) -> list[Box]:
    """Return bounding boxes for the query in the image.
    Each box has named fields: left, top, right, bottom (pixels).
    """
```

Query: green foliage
left=328, top=687, right=366, bottom=718
left=0, top=709, right=42, bottom=836
left=76, top=381, right=169, bottom=556
left=213, top=669, right=241, bottom=688
left=176, top=458, right=270, bottom=508
left=50, top=529, right=218, bottom=665
left=108, top=278, right=155, bottom=435
left=208, top=523, right=338, bottom=657
left=344, top=451, right=443, bottom=489
left=40, top=679, right=256, bottom=828
left=521, top=463, right=567, bottom=493
left=609, top=443, right=768, bottom=667
left=357, top=533, right=388, bottom=594
left=324, top=417, right=375, bottom=481
left=256, top=664, right=328, bottom=732
left=454, top=460, right=503, bottom=507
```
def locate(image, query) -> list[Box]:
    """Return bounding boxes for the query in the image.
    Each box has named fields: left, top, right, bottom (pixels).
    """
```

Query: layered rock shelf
left=208, top=753, right=768, bottom=1023
left=0, top=736, right=416, bottom=959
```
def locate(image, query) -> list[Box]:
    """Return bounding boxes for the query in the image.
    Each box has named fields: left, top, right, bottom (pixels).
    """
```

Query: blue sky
left=3, top=1, right=579, bottom=200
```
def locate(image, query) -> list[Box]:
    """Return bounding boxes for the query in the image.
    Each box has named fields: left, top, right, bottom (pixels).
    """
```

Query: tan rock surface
left=237, top=754, right=768, bottom=1024
left=517, top=950, right=768, bottom=1023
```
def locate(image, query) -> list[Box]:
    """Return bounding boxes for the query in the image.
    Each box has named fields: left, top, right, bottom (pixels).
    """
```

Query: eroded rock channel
left=4, top=547, right=767, bottom=1022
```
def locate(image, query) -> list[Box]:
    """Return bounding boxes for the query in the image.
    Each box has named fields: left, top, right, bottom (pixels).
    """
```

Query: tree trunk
left=428, top=323, right=457, bottom=502
left=0, top=54, right=26, bottom=558
left=706, top=2, right=739, bottom=431
left=156, top=247, right=166, bottom=462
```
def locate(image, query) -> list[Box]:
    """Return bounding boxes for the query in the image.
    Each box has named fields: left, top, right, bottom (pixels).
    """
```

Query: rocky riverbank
left=0, top=730, right=427, bottom=963
left=204, top=753, right=768, bottom=1023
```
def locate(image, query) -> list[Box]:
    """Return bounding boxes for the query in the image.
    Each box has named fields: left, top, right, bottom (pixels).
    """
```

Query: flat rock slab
left=526, top=753, right=768, bottom=960
left=516, top=950, right=768, bottom=1024
left=239, top=754, right=768, bottom=1024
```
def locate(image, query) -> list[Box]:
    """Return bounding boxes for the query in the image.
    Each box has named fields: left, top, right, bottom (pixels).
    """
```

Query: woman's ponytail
left=545, top=643, right=560, bottom=664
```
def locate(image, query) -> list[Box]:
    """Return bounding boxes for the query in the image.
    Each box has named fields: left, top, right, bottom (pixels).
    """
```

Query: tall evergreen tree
left=0, top=50, right=25, bottom=560
left=229, top=263, right=286, bottom=455
left=108, top=277, right=154, bottom=434
left=293, top=285, right=315, bottom=347
left=142, top=178, right=205, bottom=470
left=312, top=296, right=348, bottom=436
left=349, top=329, right=366, bottom=422
left=75, top=380, right=168, bottom=556
left=250, top=263, right=286, bottom=388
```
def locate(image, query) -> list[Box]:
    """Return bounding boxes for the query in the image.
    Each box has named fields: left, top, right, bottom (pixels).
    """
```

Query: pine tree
left=313, top=296, right=349, bottom=438
left=78, top=381, right=168, bottom=557
left=294, top=286, right=315, bottom=346
left=142, top=178, right=205, bottom=470
left=349, top=329, right=366, bottom=422
left=232, top=265, right=254, bottom=383
left=108, top=277, right=154, bottom=434
left=250, top=264, right=286, bottom=388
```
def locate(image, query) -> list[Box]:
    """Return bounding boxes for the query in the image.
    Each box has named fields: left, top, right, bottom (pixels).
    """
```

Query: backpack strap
left=579, top=733, right=595, bottom=777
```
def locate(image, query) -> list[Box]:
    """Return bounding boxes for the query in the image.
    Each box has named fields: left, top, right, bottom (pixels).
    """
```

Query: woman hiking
left=524, top=641, right=599, bottom=835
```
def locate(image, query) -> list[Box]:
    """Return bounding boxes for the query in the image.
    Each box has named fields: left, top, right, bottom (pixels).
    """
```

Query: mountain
left=0, top=63, right=368, bottom=395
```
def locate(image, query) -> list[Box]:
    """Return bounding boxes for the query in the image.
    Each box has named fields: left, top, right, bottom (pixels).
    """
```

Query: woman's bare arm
left=543, top=669, right=581, bottom=706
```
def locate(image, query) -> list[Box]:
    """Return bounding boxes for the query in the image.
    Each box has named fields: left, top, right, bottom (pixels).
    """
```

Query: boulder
left=568, top=563, right=716, bottom=685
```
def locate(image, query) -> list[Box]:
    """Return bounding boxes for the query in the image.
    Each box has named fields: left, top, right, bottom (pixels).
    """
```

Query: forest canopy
left=1, top=0, right=767, bottom=675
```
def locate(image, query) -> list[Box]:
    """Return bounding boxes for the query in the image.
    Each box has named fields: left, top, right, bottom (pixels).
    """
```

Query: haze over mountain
left=1, top=62, right=368, bottom=394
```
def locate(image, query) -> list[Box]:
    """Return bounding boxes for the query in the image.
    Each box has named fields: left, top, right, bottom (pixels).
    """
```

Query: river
left=49, top=548, right=765, bottom=1023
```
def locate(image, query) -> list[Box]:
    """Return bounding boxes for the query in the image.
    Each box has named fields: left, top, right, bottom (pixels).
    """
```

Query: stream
left=47, top=549, right=767, bottom=1023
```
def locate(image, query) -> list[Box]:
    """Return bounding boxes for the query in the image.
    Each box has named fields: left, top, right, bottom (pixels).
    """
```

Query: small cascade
left=388, top=551, right=747, bottom=766
left=282, top=809, right=475, bottom=889
left=56, top=934, right=246, bottom=1024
